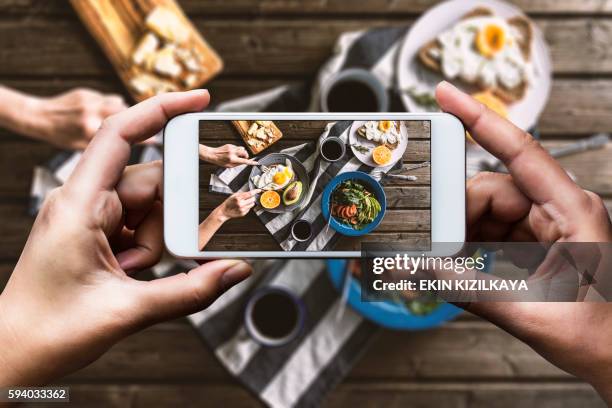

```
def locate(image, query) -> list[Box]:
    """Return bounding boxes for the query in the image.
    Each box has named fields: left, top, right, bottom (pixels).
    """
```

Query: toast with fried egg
left=357, top=120, right=401, bottom=150
left=418, top=7, right=533, bottom=103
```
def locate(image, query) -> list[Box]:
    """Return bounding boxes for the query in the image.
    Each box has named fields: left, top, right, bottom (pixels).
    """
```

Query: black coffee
left=327, top=80, right=378, bottom=112
left=321, top=139, right=343, bottom=161
left=292, top=220, right=312, bottom=241
left=252, top=292, right=298, bottom=339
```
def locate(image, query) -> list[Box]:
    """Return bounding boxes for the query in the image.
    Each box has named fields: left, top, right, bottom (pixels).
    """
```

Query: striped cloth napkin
left=152, top=258, right=375, bottom=408
left=209, top=120, right=401, bottom=251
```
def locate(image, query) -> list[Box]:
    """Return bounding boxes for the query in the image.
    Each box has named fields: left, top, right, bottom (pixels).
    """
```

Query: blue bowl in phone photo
left=321, top=171, right=386, bottom=237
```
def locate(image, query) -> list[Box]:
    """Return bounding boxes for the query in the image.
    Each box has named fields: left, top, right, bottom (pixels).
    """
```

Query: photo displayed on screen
left=198, top=120, right=431, bottom=252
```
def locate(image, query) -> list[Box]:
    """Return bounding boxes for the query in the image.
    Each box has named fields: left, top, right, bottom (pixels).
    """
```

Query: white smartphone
left=164, top=113, right=465, bottom=258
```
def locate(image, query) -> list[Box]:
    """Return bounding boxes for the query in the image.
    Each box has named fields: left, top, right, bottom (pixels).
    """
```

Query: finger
left=116, top=161, right=163, bottom=212
left=507, top=217, right=538, bottom=242
left=115, top=200, right=163, bottom=272
left=240, top=190, right=258, bottom=198
left=244, top=189, right=262, bottom=198
left=139, top=136, right=158, bottom=146
left=235, top=146, right=249, bottom=158
left=110, top=228, right=154, bottom=276
left=125, top=209, right=148, bottom=230
left=102, top=95, right=128, bottom=116
left=436, top=81, right=585, bottom=209
left=467, top=172, right=531, bottom=230
left=73, top=139, right=90, bottom=151
left=101, top=90, right=209, bottom=144
left=234, top=157, right=259, bottom=166
left=477, top=217, right=513, bottom=242
left=242, top=197, right=256, bottom=206
left=82, top=115, right=104, bottom=139
left=68, top=90, right=209, bottom=196
left=240, top=203, right=256, bottom=212
left=137, top=260, right=252, bottom=323
left=110, top=226, right=135, bottom=253
left=113, top=161, right=162, bottom=244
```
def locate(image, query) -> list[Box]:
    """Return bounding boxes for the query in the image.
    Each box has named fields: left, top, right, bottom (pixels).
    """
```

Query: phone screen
left=198, top=120, right=431, bottom=253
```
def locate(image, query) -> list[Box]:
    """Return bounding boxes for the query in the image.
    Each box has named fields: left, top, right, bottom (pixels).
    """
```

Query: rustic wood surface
left=0, top=1, right=610, bottom=406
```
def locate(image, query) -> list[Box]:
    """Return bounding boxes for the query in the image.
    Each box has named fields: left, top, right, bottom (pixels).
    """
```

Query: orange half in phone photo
left=260, top=190, right=281, bottom=209
left=372, top=145, right=392, bottom=165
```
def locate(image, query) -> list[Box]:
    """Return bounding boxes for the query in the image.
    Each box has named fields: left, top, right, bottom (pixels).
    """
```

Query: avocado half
left=283, top=181, right=303, bottom=205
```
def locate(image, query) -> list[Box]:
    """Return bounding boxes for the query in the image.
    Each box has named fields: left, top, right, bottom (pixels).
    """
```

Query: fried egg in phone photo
left=251, top=159, right=294, bottom=191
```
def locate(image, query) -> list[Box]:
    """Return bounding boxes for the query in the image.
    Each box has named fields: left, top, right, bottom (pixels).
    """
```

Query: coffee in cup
left=320, top=137, right=346, bottom=162
left=321, top=68, right=388, bottom=112
left=291, top=219, right=313, bottom=242
left=245, top=287, right=305, bottom=347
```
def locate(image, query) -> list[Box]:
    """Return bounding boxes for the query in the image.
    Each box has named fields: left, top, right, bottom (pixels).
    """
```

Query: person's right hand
left=28, top=88, right=127, bottom=150
left=199, top=144, right=258, bottom=168
left=436, top=81, right=612, bottom=404
left=216, top=190, right=260, bottom=221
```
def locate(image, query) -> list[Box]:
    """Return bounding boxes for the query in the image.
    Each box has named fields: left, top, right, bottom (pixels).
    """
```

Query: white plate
left=348, top=120, right=409, bottom=168
left=397, top=0, right=552, bottom=131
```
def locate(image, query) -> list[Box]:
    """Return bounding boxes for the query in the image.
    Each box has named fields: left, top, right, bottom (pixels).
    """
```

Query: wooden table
left=199, top=120, right=431, bottom=251
left=0, top=1, right=610, bottom=406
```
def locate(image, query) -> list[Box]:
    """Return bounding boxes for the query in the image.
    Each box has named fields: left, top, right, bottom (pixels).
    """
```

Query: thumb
left=137, top=260, right=252, bottom=324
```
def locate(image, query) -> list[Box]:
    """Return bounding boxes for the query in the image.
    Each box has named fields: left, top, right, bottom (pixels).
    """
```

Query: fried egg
left=251, top=159, right=294, bottom=190
left=362, top=120, right=400, bottom=145
left=433, top=17, right=533, bottom=90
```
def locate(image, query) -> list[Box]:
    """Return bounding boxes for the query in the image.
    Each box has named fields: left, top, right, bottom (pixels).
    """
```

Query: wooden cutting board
left=70, top=0, right=223, bottom=102
left=232, top=120, right=284, bottom=154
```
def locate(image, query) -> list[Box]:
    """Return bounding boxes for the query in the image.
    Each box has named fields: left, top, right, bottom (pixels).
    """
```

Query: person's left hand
left=0, top=90, right=252, bottom=386
left=199, top=143, right=258, bottom=168
left=216, top=189, right=260, bottom=221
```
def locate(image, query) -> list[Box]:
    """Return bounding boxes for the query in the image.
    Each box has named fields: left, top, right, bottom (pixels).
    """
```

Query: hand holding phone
left=0, top=91, right=253, bottom=386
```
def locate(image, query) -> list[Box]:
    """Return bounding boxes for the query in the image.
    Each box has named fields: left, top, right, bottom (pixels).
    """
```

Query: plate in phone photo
left=249, top=153, right=310, bottom=213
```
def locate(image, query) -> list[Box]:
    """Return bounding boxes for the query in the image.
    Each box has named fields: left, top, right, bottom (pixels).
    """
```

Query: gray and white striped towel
left=27, top=25, right=447, bottom=408
left=152, top=258, right=375, bottom=408
left=209, top=120, right=402, bottom=251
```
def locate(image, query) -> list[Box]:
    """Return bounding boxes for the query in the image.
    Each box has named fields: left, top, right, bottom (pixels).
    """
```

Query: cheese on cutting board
left=145, top=6, right=190, bottom=44
left=69, top=0, right=224, bottom=102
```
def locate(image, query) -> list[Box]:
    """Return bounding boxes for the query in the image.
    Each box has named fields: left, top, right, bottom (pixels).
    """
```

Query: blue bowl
left=321, top=171, right=386, bottom=237
left=326, top=252, right=494, bottom=330
left=326, top=260, right=463, bottom=330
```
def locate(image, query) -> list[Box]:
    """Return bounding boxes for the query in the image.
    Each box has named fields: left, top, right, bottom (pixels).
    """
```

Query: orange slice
left=476, top=24, right=506, bottom=58
left=372, top=145, right=392, bottom=166
left=260, top=190, right=281, bottom=209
